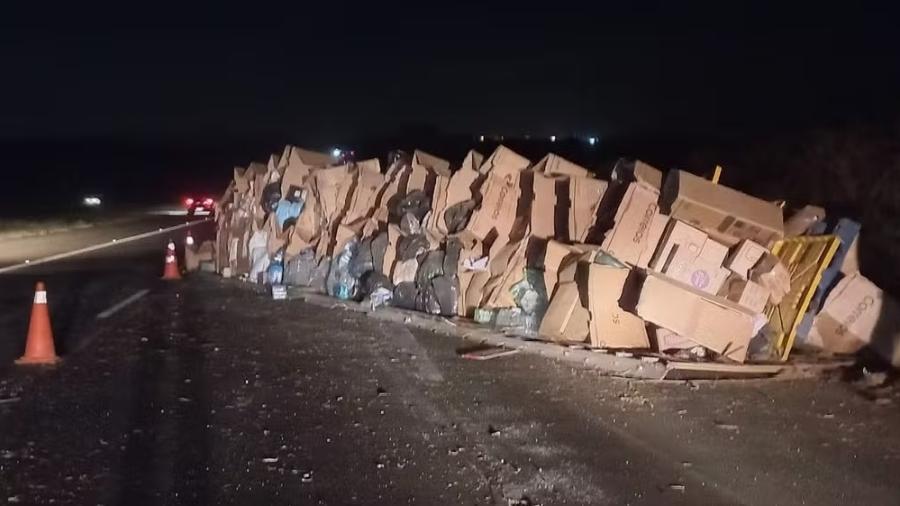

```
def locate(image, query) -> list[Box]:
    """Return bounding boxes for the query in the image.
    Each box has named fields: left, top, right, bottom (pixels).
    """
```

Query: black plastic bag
left=392, top=190, right=431, bottom=223
left=371, top=232, right=389, bottom=273
left=416, top=250, right=444, bottom=289
left=361, top=270, right=393, bottom=296
left=348, top=237, right=375, bottom=278
left=443, top=238, right=462, bottom=278
left=392, top=282, right=420, bottom=310
left=443, top=200, right=477, bottom=233
left=261, top=181, right=282, bottom=213
left=430, top=275, right=459, bottom=316
left=397, top=234, right=430, bottom=261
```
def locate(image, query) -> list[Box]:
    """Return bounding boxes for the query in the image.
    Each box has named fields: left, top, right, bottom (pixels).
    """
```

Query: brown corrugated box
left=637, top=272, right=756, bottom=362
left=719, top=276, right=770, bottom=313
left=724, top=239, right=768, bottom=279
left=599, top=182, right=662, bottom=266
left=809, top=272, right=900, bottom=365
left=662, top=169, right=784, bottom=247
left=586, top=264, right=649, bottom=349
left=466, top=146, right=529, bottom=241
left=569, top=177, right=607, bottom=243
left=539, top=281, right=590, bottom=343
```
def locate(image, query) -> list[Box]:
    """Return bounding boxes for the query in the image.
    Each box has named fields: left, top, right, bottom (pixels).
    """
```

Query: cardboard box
left=662, top=169, right=784, bottom=247
left=542, top=241, right=583, bottom=298
left=569, top=177, right=608, bottom=243
left=539, top=282, right=590, bottom=343
left=280, top=147, right=331, bottom=197
left=719, top=276, right=770, bottom=313
left=610, top=159, right=663, bottom=190
left=839, top=235, right=860, bottom=275
left=586, top=265, right=649, bottom=349
left=667, top=256, right=731, bottom=295
left=809, top=272, right=900, bottom=365
left=477, top=145, right=530, bottom=176
left=530, top=173, right=558, bottom=239
left=532, top=153, right=590, bottom=178
left=724, top=239, right=768, bottom=279
left=342, top=161, right=384, bottom=224
left=665, top=234, right=731, bottom=294
left=466, top=146, right=530, bottom=240
left=413, top=149, right=451, bottom=177
left=636, top=273, right=756, bottom=362
left=600, top=182, right=661, bottom=266
left=649, top=219, right=707, bottom=273
left=635, top=213, right=669, bottom=269
left=750, top=252, right=792, bottom=304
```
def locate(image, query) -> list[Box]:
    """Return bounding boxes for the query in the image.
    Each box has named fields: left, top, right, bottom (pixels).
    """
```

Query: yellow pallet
left=766, top=235, right=840, bottom=361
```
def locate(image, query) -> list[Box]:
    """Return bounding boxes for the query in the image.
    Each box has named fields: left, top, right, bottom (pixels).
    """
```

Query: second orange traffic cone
left=16, top=282, right=59, bottom=365
left=162, top=240, right=182, bottom=280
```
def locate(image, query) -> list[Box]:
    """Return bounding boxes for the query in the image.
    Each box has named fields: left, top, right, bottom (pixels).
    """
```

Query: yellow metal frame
left=766, top=235, right=840, bottom=361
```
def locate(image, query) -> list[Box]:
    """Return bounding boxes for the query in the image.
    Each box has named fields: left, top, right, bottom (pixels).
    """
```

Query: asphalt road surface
left=0, top=213, right=898, bottom=505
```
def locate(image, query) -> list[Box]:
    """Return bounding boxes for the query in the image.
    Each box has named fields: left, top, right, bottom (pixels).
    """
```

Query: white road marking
left=97, top=289, right=150, bottom=319
left=0, top=219, right=211, bottom=275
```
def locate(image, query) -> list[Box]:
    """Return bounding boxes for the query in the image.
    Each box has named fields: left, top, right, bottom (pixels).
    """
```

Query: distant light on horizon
left=550, top=135, right=557, bottom=142
left=479, top=135, right=485, bottom=142
left=588, top=136, right=597, bottom=146
left=331, top=148, right=342, bottom=158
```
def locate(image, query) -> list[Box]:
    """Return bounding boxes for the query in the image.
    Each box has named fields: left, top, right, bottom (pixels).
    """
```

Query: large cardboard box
left=539, top=282, right=590, bottom=343
left=662, top=169, right=784, bottom=247
left=542, top=241, right=582, bottom=298
left=280, top=146, right=331, bottom=197
left=809, top=272, right=900, bottom=365
left=466, top=146, right=529, bottom=241
left=636, top=273, right=756, bottom=362
left=342, top=160, right=384, bottom=224
left=586, top=265, right=649, bottom=349
left=635, top=213, right=669, bottom=269
left=724, top=239, right=768, bottom=279
left=530, top=173, right=559, bottom=239
left=569, top=177, right=607, bottom=243
left=600, top=182, right=661, bottom=266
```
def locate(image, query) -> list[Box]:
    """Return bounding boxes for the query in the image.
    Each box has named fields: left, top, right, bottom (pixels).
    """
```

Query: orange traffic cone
left=162, top=240, right=182, bottom=280
left=16, top=282, right=59, bottom=365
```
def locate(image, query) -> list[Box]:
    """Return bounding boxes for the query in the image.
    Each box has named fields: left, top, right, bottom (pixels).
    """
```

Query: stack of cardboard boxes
left=215, top=144, right=899, bottom=368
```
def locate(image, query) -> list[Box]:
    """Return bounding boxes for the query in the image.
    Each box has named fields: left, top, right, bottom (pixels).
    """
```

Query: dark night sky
left=3, top=2, right=899, bottom=143
left=2, top=1, right=900, bottom=215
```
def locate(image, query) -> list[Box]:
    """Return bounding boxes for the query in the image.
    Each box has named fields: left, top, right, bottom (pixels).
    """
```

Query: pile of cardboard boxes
left=213, top=144, right=899, bottom=368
